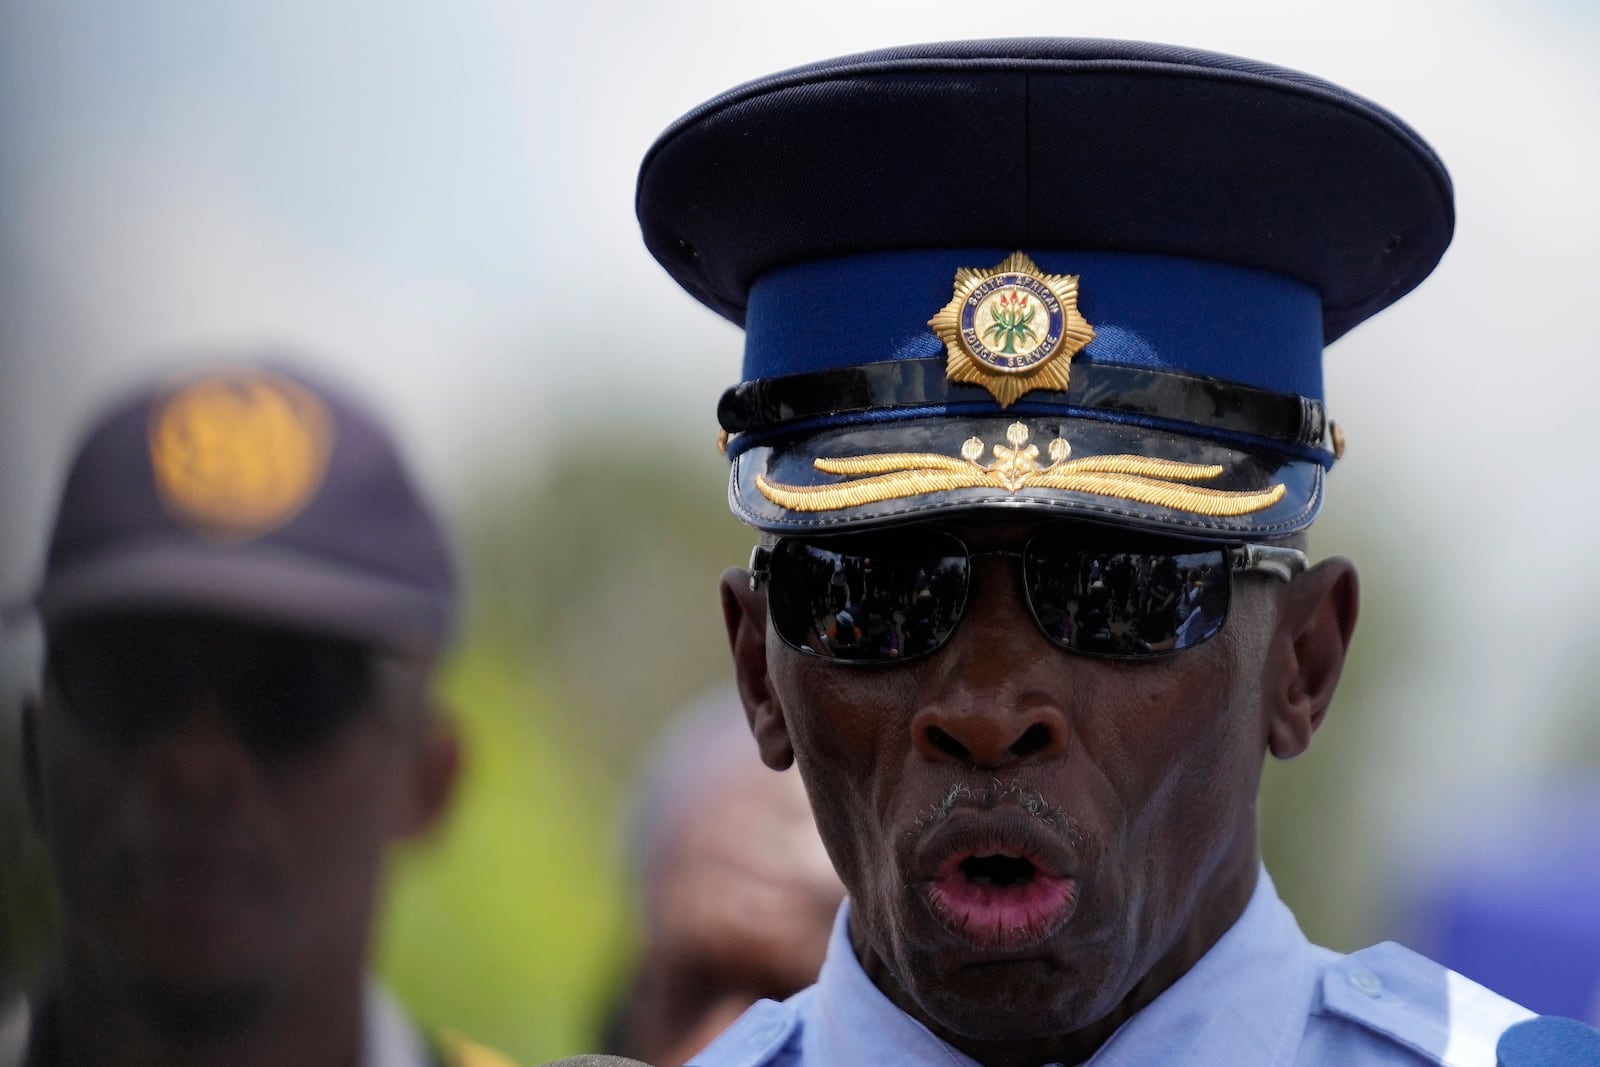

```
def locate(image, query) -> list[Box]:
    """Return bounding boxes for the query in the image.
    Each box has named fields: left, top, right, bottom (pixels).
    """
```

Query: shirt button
left=1348, top=968, right=1384, bottom=997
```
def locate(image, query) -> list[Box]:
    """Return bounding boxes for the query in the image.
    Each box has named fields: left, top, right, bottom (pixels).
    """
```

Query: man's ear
left=720, top=566, right=794, bottom=771
left=1265, top=556, right=1359, bottom=760
left=399, top=702, right=461, bottom=840
left=22, top=695, right=46, bottom=835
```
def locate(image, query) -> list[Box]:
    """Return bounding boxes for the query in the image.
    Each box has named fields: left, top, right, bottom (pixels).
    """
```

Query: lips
left=914, top=807, right=1080, bottom=952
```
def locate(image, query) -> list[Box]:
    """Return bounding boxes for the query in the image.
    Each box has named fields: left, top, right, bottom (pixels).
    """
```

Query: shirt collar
left=810, top=904, right=979, bottom=1067
left=1083, top=866, right=1321, bottom=1066
left=362, top=982, right=434, bottom=1067
left=811, top=866, right=1320, bottom=1067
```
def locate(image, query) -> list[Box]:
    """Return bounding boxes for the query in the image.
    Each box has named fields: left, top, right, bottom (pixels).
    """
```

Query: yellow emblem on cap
left=929, top=251, right=1095, bottom=408
left=756, top=423, right=1286, bottom=516
left=148, top=369, right=334, bottom=540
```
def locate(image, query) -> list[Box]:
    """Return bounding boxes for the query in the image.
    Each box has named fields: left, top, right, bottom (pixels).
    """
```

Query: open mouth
left=923, top=841, right=1079, bottom=951
left=960, top=852, right=1039, bottom=888
left=928, top=851, right=1075, bottom=953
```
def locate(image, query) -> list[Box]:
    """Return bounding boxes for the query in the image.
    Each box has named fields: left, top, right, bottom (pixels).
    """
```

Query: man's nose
left=910, top=699, right=1069, bottom=768
left=140, top=695, right=255, bottom=798
left=909, top=556, right=1071, bottom=769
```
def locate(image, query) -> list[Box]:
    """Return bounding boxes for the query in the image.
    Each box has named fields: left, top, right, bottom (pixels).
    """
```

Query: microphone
left=536, top=1058, right=658, bottom=1067
left=1495, top=1015, right=1600, bottom=1066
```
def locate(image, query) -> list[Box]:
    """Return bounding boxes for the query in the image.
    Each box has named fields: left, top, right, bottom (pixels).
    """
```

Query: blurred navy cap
left=637, top=39, right=1453, bottom=539
left=31, top=359, right=456, bottom=655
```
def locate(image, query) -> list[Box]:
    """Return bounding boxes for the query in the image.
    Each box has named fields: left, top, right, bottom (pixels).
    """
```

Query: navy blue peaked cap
left=33, top=359, right=456, bottom=654
left=637, top=39, right=1454, bottom=538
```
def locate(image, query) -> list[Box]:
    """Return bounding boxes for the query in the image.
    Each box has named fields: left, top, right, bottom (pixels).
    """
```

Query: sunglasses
left=45, top=619, right=379, bottom=761
left=748, top=525, right=1307, bottom=664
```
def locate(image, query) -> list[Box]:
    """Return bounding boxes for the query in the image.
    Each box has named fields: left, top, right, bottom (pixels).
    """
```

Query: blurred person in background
left=15, top=360, right=511, bottom=1067
left=603, top=691, right=843, bottom=1066
left=638, top=39, right=1600, bottom=1067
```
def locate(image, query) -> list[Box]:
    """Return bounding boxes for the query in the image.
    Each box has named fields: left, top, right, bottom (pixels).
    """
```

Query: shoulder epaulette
left=1318, top=942, right=1534, bottom=1066
left=683, top=998, right=801, bottom=1067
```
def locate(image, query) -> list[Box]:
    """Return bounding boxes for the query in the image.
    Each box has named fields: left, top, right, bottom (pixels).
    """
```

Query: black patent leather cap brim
left=638, top=38, right=1453, bottom=344
left=729, top=414, right=1320, bottom=541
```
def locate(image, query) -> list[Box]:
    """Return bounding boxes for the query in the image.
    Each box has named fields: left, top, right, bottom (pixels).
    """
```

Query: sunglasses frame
left=747, top=527, right=1309, bottom=665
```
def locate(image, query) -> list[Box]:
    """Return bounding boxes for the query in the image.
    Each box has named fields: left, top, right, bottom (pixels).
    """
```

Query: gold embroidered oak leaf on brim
left=754, top=424, right=1287, bottom=517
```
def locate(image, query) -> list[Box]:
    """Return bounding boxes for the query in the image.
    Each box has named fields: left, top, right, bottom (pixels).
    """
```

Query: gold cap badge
left=928, top=251, right=1095, bottom=408
left=149, top=370, right=335, bottom=540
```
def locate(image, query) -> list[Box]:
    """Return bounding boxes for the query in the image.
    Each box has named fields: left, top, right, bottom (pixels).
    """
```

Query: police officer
left=636, top=39, right=1600, bottom=1066
left=18, top=360, right=509, bottom=1066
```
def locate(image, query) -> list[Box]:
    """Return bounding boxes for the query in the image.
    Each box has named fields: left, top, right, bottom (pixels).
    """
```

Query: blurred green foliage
left=464, top=421, right=751, bottom=775
left=1258, top=485, right=1425, bottom=951
left=377, top=424, right=752, bottom=1061
left=376, top=645, right=626, bottom=1059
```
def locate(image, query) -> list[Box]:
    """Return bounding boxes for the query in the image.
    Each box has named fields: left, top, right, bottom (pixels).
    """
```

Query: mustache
left=910, top=777, right=1082, bottom=845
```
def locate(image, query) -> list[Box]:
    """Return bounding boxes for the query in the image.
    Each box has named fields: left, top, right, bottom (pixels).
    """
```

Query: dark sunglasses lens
left=49, top=633, right=189, bottom=744
left=768, top=533, right=969, bottom=662
left=48, top=621, right=373, bottom=757
left=1024, top=538, right=1230, bottom=657
left=226, top=640, right=373, bottom=759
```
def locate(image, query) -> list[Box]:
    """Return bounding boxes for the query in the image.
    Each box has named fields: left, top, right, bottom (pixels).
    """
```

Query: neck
left=863, top=846, right=1262, bottom=1067
left=42, top=941, right=367, bottom=1067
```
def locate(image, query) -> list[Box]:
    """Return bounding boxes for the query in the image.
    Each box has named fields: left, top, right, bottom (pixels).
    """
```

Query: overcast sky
left=2, top=0, right=1598, bottom=837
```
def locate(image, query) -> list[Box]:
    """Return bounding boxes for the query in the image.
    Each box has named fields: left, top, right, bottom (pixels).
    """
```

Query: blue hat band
left=719, top=357, right=1331, bottom=465
left=744, top=249, right=1325, bottom=399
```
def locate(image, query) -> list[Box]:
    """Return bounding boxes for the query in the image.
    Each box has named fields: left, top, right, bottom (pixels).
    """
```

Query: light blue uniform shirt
left=689, top=868, right=1533, bottom=1066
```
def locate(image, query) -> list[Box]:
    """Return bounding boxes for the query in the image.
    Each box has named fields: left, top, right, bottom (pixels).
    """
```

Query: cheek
left=1148, top=672, right=1256, bottom=804
left=1093, top=645, right=1266, bottom=908
left=269, top=725, right=409, bottom=898
left=1090, top=639, right=1259, bottom=811
left=773, top=655, right=915, bottom=895
left=34, top=729, right=133, bottom=894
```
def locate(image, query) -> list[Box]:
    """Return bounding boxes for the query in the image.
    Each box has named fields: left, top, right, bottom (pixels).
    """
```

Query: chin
left=915, top=978, right=1087, bottom=1042
left=95, top=900, right=290, bottom=993
left=127, top=973, right=274, bottom=1040
left=902, top=950, right=1114, bottom=1043
left=117, top=938, right=276, bottom=997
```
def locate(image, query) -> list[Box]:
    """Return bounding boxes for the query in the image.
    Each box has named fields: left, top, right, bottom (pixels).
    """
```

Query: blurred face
left=26, top=614, right=447, bottom=1018
left=630, top=762, right=844, bottom=1065
left=724, top=519, right=1347, bottom=1060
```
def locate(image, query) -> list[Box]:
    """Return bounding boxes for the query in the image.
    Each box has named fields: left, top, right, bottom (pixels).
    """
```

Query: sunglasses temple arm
left=748, top=545, right=772, bottom=591
left=1234, top=544, right=1309, bottom=583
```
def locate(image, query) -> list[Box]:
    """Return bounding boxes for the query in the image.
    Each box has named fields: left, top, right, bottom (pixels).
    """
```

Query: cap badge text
left=929, top=252, right=1095, bottom=408
left=149, top=370, right=335, bottom=540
